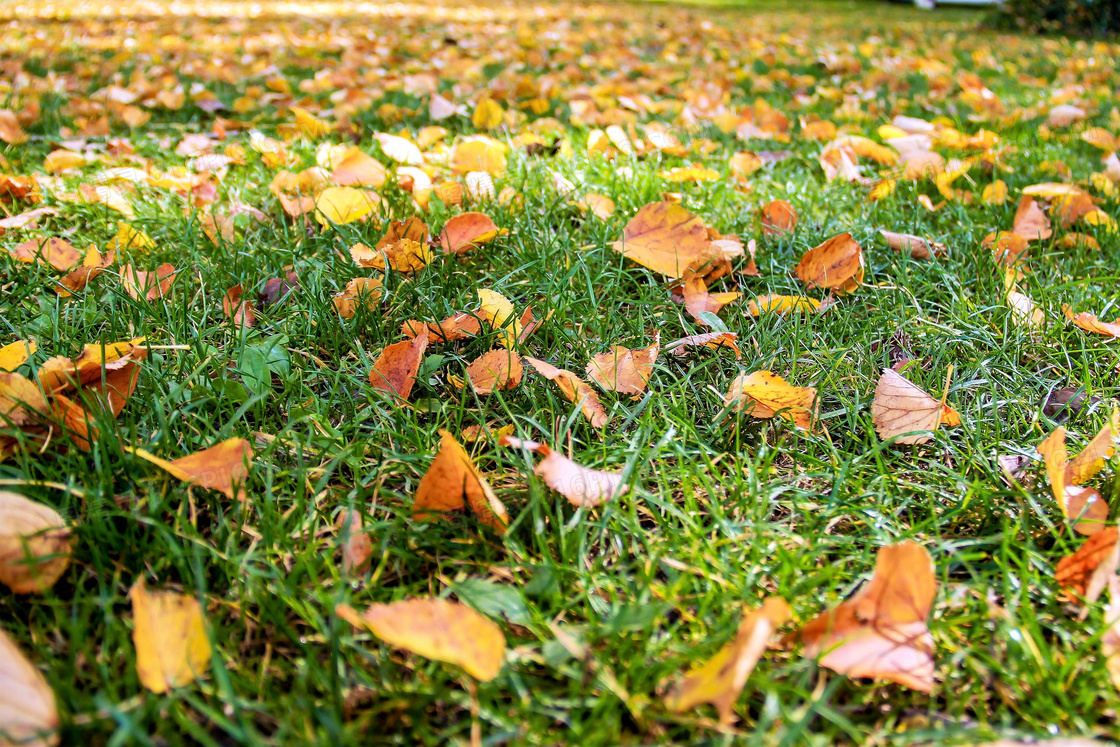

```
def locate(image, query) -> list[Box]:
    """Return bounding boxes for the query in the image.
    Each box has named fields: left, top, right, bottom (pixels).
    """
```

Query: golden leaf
left=724, top=370, right=817, bottom=431
left=0, top=339, right=36, bottom=372
left=746, top=294, right=820, bottom=316
left=332, top=277, right=384, bottom=319
left=464, top=349, right=523, bottom=395
left=413, top=430, right=508, bottom=532
left=131, top=438, right=253, bottom=501
left=795, top=233, right=864, bottom=293
left=130, top=578, right=212, bottom=693
left=314, top=187, right=382, bottom=227
left=471, top=97, right=504, bottom=131
left=611, top=201, right=711, bottom=280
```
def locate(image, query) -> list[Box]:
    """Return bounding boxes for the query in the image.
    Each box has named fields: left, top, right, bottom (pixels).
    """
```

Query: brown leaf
left=795, top=233, right=864, bottom=293
left=1055, top=528, right=1120, bottom=604
left=585, top=341, right=659, bottom=397
left=724, top=370, right=817, bottom=431
left=336, top=598, right=506, bottom=682
left=55, top=246, right=114, bottom=297
left=1012, top=195, right=1052, bottom=241
left=525, top=357, right=609, bottom=429
left=333, top=277, right=384, bottom=319
left=783, top=542, right=936, bottom=692
left=439, top=212, right=503, bottom=254
left=879, top=230, right=946, bottom=260
left=464, top=349, right=523, bottom=395
left=258, top=271, right=300, bottom=306
left=1063, top=305, right=1120, bottom=340
left=1042, top=387, right=1100, bottom=422
left=337, top=510, right=372, bottom=575
left=665, top=332, right=741, bottom=359
left=9, top=237, right=82, bottom=271
left=871, top=368, right=959, bottom=445
left=131, top=438, right=253, bottom=501
left=121, top=263, right=177, bottom=301
left=681, top=273, right=739, bottom=325
left=413, top=430, right=508, bottom=532
left=222, top=285, right=256, bottom=328
left=611, top=201, right=711, bottom=280
left=760, top=199, right=798, bottom=235
left=352, top=217, right=432, bottom=272
left=500, top=436, right=628, bottom=507
left=0, top=492, right=71, bottom=594
left=401, top=314, right=482, bottom=343
left=664, top=597, right=791, bottom=726
left=0, top=624, right=59, bottom=747
left=368, top=331, right=428, bottom=400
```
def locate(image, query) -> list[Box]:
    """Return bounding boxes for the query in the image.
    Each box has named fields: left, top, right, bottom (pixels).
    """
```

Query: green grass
left=2, top=0, right=1120, bottom=744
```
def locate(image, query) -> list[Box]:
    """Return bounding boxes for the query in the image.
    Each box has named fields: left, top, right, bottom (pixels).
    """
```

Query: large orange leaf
left=130, top=578, right=212, bottom=693
left=612, top=201, right=712, bottom=280
left=368, top=331, right=428, bottom=400
left=131, top=438, right=253, bottom=501
left=413, top=430, right=508, bottom=532
left=585, top=341, right=659, bottom=397
left=795, top=233, right=864, bottom=293
left=439, top=212, right=504, bottom=254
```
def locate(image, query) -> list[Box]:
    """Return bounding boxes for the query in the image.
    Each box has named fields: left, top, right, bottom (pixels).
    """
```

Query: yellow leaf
left=130, top=579, right=211, bottom=693
left=612, top=201, right=712, bottom=280
left=450, top=137, right=507, bottom=176
left=336, top=598, right=506, bottom=682
left=315, top=187, right=382, bottom=227
left=290, top=107, right=330, bottom=139
left=471, top=97, right=504, bottom=130
left=724, top=370, right=817, bottom=431
left=982, top=180, right=1008, bottom=204
left=746, top=294, right=820, bottom=316
left=0, top=339, right=36, bottom=372
left=130, top=439, right=253, bottom=501
left=477, top=289, right=522, bottom=349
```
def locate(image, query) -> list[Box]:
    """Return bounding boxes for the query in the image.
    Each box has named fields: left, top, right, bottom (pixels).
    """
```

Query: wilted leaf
left=121, top=263, right=177, bottom=301
left=664, top=598, right=790, bottom=726
left=131, top=438, right=253, bottom=501
left=612, top=201, right=711, bottom=280
left=525, top=357, right=608, bottom=429
left=369, top=330, right=428, bottom=400
left=0, top=625, right=58, bottom=747
left=682, top=273, right=739, bottom=325
left=439, top=212, right=503, bottom=254
left=336, top=598, right=505, bottom=682
left=464, top=349, right=523, bottom=395
left=402, top=314, right=481, bottom=343
left=333, top=277, right=384, bottom=319
left=9, top=237, right=82, bottom=271
left=0, top=340, right=35, bottom=372
left=1037, top=426, right=1109, bottom=536
left=665, top=332, right=741, bottom=359
left=222, top=285, right=256, bottom=329
left=130, top=578, right=212, bottom=693
left=879, top=230, right=946, bottom=260
left=784, top=542, right=936, bottom=692
left=871, top=368, right=959, bottom=445
left=55, top=246, right=114, bottom=297
left=0, top=372, right=49, bottom=427
left=724, top=370, right=817, bottom=431
left=1055, top=528, right=1120, bottom=605
left=746, top=295, right=820, bottom=316
left=1063, top=305, right=1120, bottom=340
left=795, top=233, right=864, bottom=293
left=0, top=492, right=71, bottom=594
left=500, top=436, right=628, bottom=507
left=585, top=341, right=659, bottom=397
left=413, top=430, right=508, bottom=532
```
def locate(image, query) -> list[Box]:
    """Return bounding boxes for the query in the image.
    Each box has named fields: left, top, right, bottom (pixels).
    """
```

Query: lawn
left=2, top=0, right=1120, bottom=744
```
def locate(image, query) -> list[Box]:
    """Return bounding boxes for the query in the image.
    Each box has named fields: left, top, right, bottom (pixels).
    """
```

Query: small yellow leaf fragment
left=130, top=578, right=212, bottom=693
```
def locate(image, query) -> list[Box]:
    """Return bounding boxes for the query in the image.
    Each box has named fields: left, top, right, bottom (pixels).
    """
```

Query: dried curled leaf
left=9, top=237, right=82, bottom=271
left=783, top=542, right=936, bottom=692
left=131, top=438, right=253, bottom=501
left=121, top=263, right=177, bottom=301
left=500, top=436, right=628, bottom=507
left=871, top=368, right=959, bottom=445
left=1055, top=528, right=1119, bottom=604
left=612, top=201, right=712, bottom=280
left=413, top=430, right=509, bottom=532
left=585, top=341, right=659, bottom=397
left=682, top=273, right=739, bottom=325
left=336, top=598, right=506, bottom=682
left=333, top=277, right=383, bottom=319
left=402, top=314, right=481, bottom=343
left=879, top=230, right=946, bottom=260
left=665, top=598, right=791, bottom=726
left=351, top=217, right=432, bottom=272
left=0, top=625, right=59, bottom=747
left=795, top=233, right=864, bottom=293
left=369, top=331, right=428, bottom=400
left=1063, top=305, right=1120, bottom=340
left=0, top=492, right=71, bottom=594
left=221, top=285, right=256, bottom=329
left=1037, top=426, right=1109, bottom=536
left=524, top=357, right=609, bottom=429
left=130, top=578, right=212, bottom=693
left=724, top=370, right=817, bottom=431
left=55, top=246, right=114, bottom=297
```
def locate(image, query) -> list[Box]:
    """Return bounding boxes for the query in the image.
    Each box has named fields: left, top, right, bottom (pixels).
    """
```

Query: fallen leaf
left=746, top=294, right=820, bottom=316
left=795, top=233, right=864, bottom=293
left=439, top=212, right=503, bottom=254
left=331, top=148, right=387, bottom=188
left=450, top=137, right=506, bottom=176
left=665, top=332, right=741, bottom=359
left=664, top=597, right=791, bottom=726
left=130, top=578, right=212, bottom=693
left=1104, top=576, right=1120, bottom=691
left=0, top=625, right=58, bottom=747
left=1042, top=387, right=1100, bottom=421
left=784, top=542, right=936, bottom=692
left=612, top=201, right=712, bottom=280
left=1012, top=196, right=1052, bottom=241
left=477, top=289, right=522, bottom=348
left=369, top=330, right=428, bottom=400
left=1063, top=305, right=1120, bottom=340
left=402, top=314, right=482, bottom=343
left=464, top=349, right=523, bottom=395
left=879, top=230, right=946, bottom=260
left=351, top=217, right=432, bottom=272
left=576, top=193, right=616, bottom=220
left=760, top=199, right=798, bottom=236
left=472, top=97, right=504, bottom=130
left=413, top=430, right=508, bottom=532
left=871, top=368, right=960, bottom=445
left=1048, top=104, right=1087, bottom=128
left=9, top=237, right=82, bottom=271
left=500, top=436, right=628, bottom=507
left=0, top=372, right=50, bottom=427
left=982, top=180, right=1008, bottom=204
left=337, top=510, right=372, bottom=575
left=724, top=370, right=817, bottom=431
left=333, top=277, right=384, bottom=319
left=1055, top=528, right=1120, bottom=604
left=131, top=438, right=253, bottom=501
left=0, top=340, right=36, bottom=372
left=55, top=246, right=114, bottom=297
left=1037, top=426, right=1109, bottom=535
left=121, top=263, right=177, bottom=301
left=315, top=186, right=381, bottom=226
left=259, top=271, right=301, bottom=306
left=336, top=598, right=505, bottom=681
left=461, top=423, right=515, bottom=443
left=524, top=357, right=609, bottom=429
left=585, top=341, right=659, bottom=397
left=222, top=285, right=255, bottom=329
left=1065, top=408, right=1120, bottom=485
left=0, top=492, right=71, bottom=594
left=682, top=273, right=739, bottom=325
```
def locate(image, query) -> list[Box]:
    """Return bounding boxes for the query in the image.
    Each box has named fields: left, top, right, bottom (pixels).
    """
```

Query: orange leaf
left=724, top=370, right=817, bottom=431
left=368, top=331, right=428, bottom=400
left=665, top=332, right=741, bottom=359
left=336, top=598, right=505, bottom=681
left=131, top=438, right=253, bottom=501
left=1066, top=408, right=1120, bottom=485
left=463, top=349, right=523, bottom=395
left=611, top=201, right=711, bottom=280
left=450, top=137, right=507, bottom=176
left=55, top=246, right=114, bottom=297
left=785, top=542, right=936, bottom=692
left=9, top=237, right=82, bottom=271
left=222, top=285, right=256, bottom=329
left=412, top=430, right=508, bottom=532
left=336, top=510, right=372, bottom=575
left=795, top=233, right=864, bottom=293
left=585, top=341, right=659, bottom=397
left=401, top=314, right=481, bottom=343
left=682, top=273, right=739, bottom=325
left=760, top=199, right=797, bottom=236
left=0, top=491, right=72, bottom=594
left=1063, top=305, right=1120, bottom=340
left=500, top=436, right=628, bottom=507
left=524, top=357, right=608, bottom=429
left=1055, top=527, right=1120, bottom=604
left=1011, top=195, right=1052, bottom=241
left=121, top=263, right=177, bottom=301
left=331, top=148, right=386, bottom=188
left=439, top=212, right=503, bottom=254
left=1037, top=427, right=1109, bottom=536
left=879, top=230, right=946, bottom=260
left=332, top=277, right=384, bottom=319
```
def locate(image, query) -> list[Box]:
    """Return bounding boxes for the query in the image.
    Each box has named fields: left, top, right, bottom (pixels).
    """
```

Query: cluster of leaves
left=1, top=0, right=1120, bottom=744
